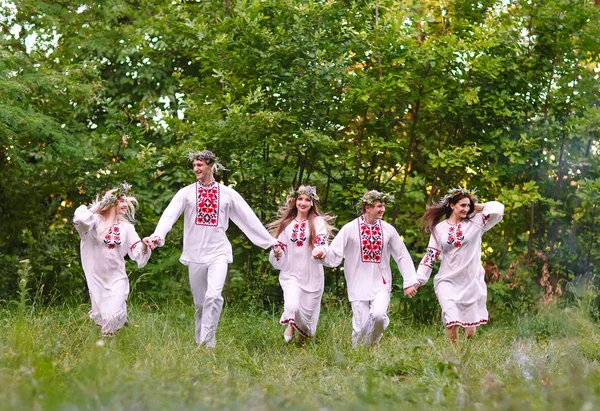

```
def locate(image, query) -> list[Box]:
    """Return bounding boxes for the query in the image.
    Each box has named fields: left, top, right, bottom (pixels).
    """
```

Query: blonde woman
left=73, top=182, right=150, bottom=336
left=268, top=186, right=334, bottom=342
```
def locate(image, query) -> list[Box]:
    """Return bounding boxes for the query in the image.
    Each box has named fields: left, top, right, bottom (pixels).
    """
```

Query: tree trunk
left=584, top=206, right=597, bottom=279
left=398, top=91, right=422, bottom=202
left=549, top=132, right=566, bottom=255
left=527, top=201, right=535, bottom=266
left=500, top=210, right=512, bottom=268
left=375, top=1, right=382, bottom=80
left=570, top=138, right=592, bottom=240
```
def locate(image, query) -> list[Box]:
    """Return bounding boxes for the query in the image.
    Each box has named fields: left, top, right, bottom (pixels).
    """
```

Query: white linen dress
left=73, top=205, right=151, bottom=335
left=269, top=216, right=328, bottom=337
left=416, top=202, right=504, bottom=328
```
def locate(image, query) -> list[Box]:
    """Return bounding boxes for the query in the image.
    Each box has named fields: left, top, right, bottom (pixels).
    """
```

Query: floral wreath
left=99, top=181, right=132, bottom=209
left=439, top=186, right=478, bottom=206
left=357, top=190, right=394, bottom=212
left=187, top=150, right=227, bottom=172
left=288, top=185, right=319, bottom=205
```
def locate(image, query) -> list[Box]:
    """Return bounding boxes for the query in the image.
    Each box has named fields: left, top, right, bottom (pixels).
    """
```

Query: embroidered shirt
left=269, top=216, right=329, bottom=292
left=151, top=181, right=278, bottom=265
left=323, top=216, right=418, bottom=302
left=417, top=202, right=505, bottom=286
left=73, top=205, right=150, bottom=297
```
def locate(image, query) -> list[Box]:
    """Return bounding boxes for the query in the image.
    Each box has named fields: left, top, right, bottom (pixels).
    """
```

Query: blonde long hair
left=89, top=188, right=138, bottom=234
left=267, top=188, right=335, bottom=249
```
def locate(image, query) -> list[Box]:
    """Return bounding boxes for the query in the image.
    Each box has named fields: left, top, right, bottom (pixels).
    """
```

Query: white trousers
left=188, top=258, right=228, bottom=347
left=350, top=290, right=390, bottom=347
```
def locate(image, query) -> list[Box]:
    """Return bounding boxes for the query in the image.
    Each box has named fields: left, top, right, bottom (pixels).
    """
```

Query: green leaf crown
left=439, top=186, right=477, bottom=206
left=187, top=150, right=226, bottom=172
left=99, top=181, right=132, bottom=209
left=289, top=185, right=319, bottom=203
left=357, top=190, right=394, bottom=211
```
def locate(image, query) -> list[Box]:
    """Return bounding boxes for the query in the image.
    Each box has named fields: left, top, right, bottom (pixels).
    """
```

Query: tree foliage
left=1, top=0, right=599, bottom=314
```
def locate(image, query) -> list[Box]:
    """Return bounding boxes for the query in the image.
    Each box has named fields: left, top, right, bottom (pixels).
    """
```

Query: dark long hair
left=420, top=193, right=476, bottom=239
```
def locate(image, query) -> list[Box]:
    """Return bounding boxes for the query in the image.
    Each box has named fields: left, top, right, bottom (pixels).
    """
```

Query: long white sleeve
left=228, top=189, right=278, bottom=250
left=269, top=230, right=288, bottom=270
left=126, top=225, right=151, bottom=268
left=479, top=201, right=504, bottom=231
left=322, top=224, right=347, bottom=268
left=389, top=230, right=418, bottom=289
left=152, top=188, right=186, bottom=246
left=416, top=234, right=441, bottom=285
left=312, top=217, right=329, bottom=255
left=73, top=205, right=99, bottom=235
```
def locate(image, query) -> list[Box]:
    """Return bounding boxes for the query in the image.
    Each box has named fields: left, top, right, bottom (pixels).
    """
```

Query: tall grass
left=1, top=296, right=599, bottom=410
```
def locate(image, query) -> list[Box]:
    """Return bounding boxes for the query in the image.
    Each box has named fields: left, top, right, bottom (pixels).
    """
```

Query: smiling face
left=193, top=159, right=213, bottom=183
left=295, top=194, right=312, bottom=218
left=116, top=197, right=128, bottom=215
left=450, top=197, right=471, bottom=220
left=364, top=200, right=385, bottom=221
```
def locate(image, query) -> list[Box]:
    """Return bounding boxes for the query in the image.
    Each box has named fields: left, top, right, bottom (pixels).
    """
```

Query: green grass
left=1, top=299, right=600, bottom=410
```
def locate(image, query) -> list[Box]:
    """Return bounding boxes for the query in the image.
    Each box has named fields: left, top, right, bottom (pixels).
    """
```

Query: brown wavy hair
left=267, top=192, right=335, bottom=249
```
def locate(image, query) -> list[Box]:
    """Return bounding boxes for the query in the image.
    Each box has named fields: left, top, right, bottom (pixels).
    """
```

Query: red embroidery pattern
left=130, top=240, right=141, bottom=251
left=422, top=247, right=441, bottom=268
left=445, top=319, right=488, bottom=328
left=482, top=214, right=489, bottom=227
left=358, top=217, right=383, bottom=263
left=273, top=241, right=287, bottom=251
left=280, top=318, right=309, bottom=338
left=196, top=181, right=220, bottom=226
left=290, top=220, right=307, bottom=247
left=447, top=223, right=464, bottom=248
left=103, top=225, right=121, bottom=250
left=315, top=234, right=328, bottom=247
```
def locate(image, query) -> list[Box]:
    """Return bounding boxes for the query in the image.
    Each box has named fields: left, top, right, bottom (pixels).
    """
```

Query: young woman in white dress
left=267, top=186, right=334, bottom=343
left=416, top=187, right=504, bottom=343
left=73, top=182, right=151, bottom=336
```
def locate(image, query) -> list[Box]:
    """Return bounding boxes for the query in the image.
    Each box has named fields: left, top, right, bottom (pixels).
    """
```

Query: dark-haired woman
left=416, top=187, right=504, bottom=343
left=268, top=186, right=335, bottom=343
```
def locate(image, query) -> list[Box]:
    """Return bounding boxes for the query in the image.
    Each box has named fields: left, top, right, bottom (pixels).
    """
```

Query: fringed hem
left=445, top=319, right=488, bottom=328
left=280, top=318, right=310, bottom=338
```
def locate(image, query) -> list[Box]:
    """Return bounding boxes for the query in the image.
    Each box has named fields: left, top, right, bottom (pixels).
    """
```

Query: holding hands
left=404, top=284, right=419, bottom=298
left=143, top=236, right=160, bottom=250
left=312, top=249, right=325, bottom=260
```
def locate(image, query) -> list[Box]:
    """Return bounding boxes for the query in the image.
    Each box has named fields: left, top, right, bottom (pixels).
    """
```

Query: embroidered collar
left=360, top=215, right=380, bottom=227
left=446, top=219, right=462, bottom=226
left=198, top=180, right=217, bottom=188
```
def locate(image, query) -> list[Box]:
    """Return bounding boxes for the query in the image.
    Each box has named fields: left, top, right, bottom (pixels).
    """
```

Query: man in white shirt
left=143, top=150, right=281, bottom=347
left=323, top=190, right=419, bottom=347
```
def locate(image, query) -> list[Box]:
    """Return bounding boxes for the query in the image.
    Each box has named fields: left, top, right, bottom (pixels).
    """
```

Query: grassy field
left=1, top=298, right=600, bottom=410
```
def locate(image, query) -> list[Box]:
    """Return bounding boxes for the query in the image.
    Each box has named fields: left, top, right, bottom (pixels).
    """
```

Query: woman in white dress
left=73, top=182, right=151, bottom=336
left=267, top=186, right=335, bottom=342
left=416, top=187, right=504, bottom=343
